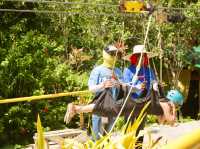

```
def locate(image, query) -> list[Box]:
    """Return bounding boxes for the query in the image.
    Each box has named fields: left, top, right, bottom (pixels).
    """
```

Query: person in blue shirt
left=123, top=45, right=155, bottom=103
left=123, top=45, right=176, bottom=149
left=87, top=45, right=123, bottom=140
left=123, top=45, right=177, bottom=120
left=64, top=44, right=123, bottom=140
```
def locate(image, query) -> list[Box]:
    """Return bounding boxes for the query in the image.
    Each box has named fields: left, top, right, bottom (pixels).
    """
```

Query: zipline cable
left=3, top=0, right=200, bottom=11
left=4, top=0, right=119, bottom=7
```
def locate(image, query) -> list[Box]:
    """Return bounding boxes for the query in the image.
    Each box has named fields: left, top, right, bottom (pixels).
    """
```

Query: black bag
left=92, top=84, right=128, bottom=117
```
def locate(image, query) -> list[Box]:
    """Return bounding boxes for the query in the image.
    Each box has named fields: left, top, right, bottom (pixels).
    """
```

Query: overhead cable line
left=157, top=6, right=200, bottom=11
left=0, top=8, right=146, bottom=17
left=3, top=0, right=119, bottom=7
left=3, top=0, right=200, bottom=11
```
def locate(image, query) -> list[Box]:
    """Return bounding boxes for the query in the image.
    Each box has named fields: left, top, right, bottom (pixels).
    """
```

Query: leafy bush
left=0, top=0, right=199, bottom=146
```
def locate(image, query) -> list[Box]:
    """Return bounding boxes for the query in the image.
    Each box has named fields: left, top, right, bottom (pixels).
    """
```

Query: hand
left=141, top=81, right=147, bottom=90
left=153, top=81, right=159, bottom=91
left=102, top=80, right=114, bottom=88
left=135, top=82, right=146, bottom=90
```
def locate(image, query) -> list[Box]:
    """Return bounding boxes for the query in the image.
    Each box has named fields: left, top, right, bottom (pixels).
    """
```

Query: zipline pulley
left=119, top=0, right=154, bottom=13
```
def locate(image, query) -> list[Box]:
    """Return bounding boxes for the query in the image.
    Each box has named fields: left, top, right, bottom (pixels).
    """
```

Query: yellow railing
left=0, top=90, right=91, bottom=104
left=162, top=128, right=200, bottom=149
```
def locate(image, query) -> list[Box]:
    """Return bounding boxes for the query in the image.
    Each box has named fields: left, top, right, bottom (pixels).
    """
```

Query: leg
left=92, top=114, right=102, bottom=140
left=151, top=90, right=176, bottom=125
left=158, top=101, right=176, bottom=125
left=64, top=103, right=95, bottom=124
left=105, top=117, right=116, bottom=133
left=75, top=104, right=95, bottom=113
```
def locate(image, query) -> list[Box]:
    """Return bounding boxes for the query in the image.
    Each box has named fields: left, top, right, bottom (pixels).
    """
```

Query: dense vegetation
left=0, top=0, right=199, bottom=147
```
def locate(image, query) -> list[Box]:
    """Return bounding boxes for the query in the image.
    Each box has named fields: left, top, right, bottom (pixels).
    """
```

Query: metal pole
left=0, top=90, right=91, bottom=104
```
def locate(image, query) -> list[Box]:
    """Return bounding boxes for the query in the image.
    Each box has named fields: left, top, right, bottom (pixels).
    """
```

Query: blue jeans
left=92, top=114, right=115, bottom=140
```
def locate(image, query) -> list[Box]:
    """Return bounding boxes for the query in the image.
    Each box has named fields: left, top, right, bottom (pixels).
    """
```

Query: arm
left=88, top=68, right=103, bottom=93
left=123, top=67, right=132, bottom=84
left=150, top=68, right=165, bottom=97
left=89, top=81, right=114, bottom=93
left=123, top=67, right=145, bottom=92
left=150, top=69, right=159, bottom=91
left=88, top=67, right=114, bottom=93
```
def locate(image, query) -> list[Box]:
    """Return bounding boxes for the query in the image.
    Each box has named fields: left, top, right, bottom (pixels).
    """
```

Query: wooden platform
left=26, top=128, right=90, bottom=149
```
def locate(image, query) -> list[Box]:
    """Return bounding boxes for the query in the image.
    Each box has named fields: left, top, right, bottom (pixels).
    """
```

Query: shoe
left=64, top=103, right=76, bottom=124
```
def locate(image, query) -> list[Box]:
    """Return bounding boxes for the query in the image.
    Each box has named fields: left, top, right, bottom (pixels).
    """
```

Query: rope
left=158, top=27, right=163, bottom=83
left=151, top=26, right=161, bottom=83
left=152, top=59, right=159, bottom=82
left=0, top=90, right=91, bottom=104
left=110, top=15, right=153, bottom=132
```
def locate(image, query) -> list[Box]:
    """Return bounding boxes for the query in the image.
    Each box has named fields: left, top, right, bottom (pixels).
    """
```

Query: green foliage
left=0, top=0, right=199, bottom=147
left=198, top=113, right=200, bottom=120
left=146, top=115, right=158, bottom=125
left=179, top=116, right=194, bottom=123
left=1, top=144, right=24, bottom=149
left=114, top=117, right=125, bottom=131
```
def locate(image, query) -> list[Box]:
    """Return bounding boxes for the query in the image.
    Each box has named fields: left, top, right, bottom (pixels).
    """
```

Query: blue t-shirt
left=123, top=65, right=156, bottom=101
left=88, top=65, right=123, bottom=100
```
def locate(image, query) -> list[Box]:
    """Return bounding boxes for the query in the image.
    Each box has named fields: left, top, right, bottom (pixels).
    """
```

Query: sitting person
left=157, top=89, right=184, bottom=125
left=64, top=81, right=145, bottom=124
left=63, top=81, right=179, bottom=125
left=64, top=45, right=181, bottom=127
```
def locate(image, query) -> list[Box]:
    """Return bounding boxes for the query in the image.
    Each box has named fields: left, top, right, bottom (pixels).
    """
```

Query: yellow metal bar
left=161, top=128, right=200, bottom=149
left=79, top=97, right=85, bottom=129
left=0, top=90, right=91, bottom=104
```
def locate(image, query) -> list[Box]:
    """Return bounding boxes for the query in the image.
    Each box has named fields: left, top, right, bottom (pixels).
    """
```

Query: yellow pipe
left=161, top=128, right=200, bottom=149
left=0, top=90, right=91, bottom=104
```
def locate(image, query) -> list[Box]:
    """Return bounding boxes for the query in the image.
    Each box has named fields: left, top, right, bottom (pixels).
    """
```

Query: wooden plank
left=33, top=129, right=85, bottom=140
left=34, top=128, right=83, bottom=135
left=33, top=128, right=88, bottom=149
